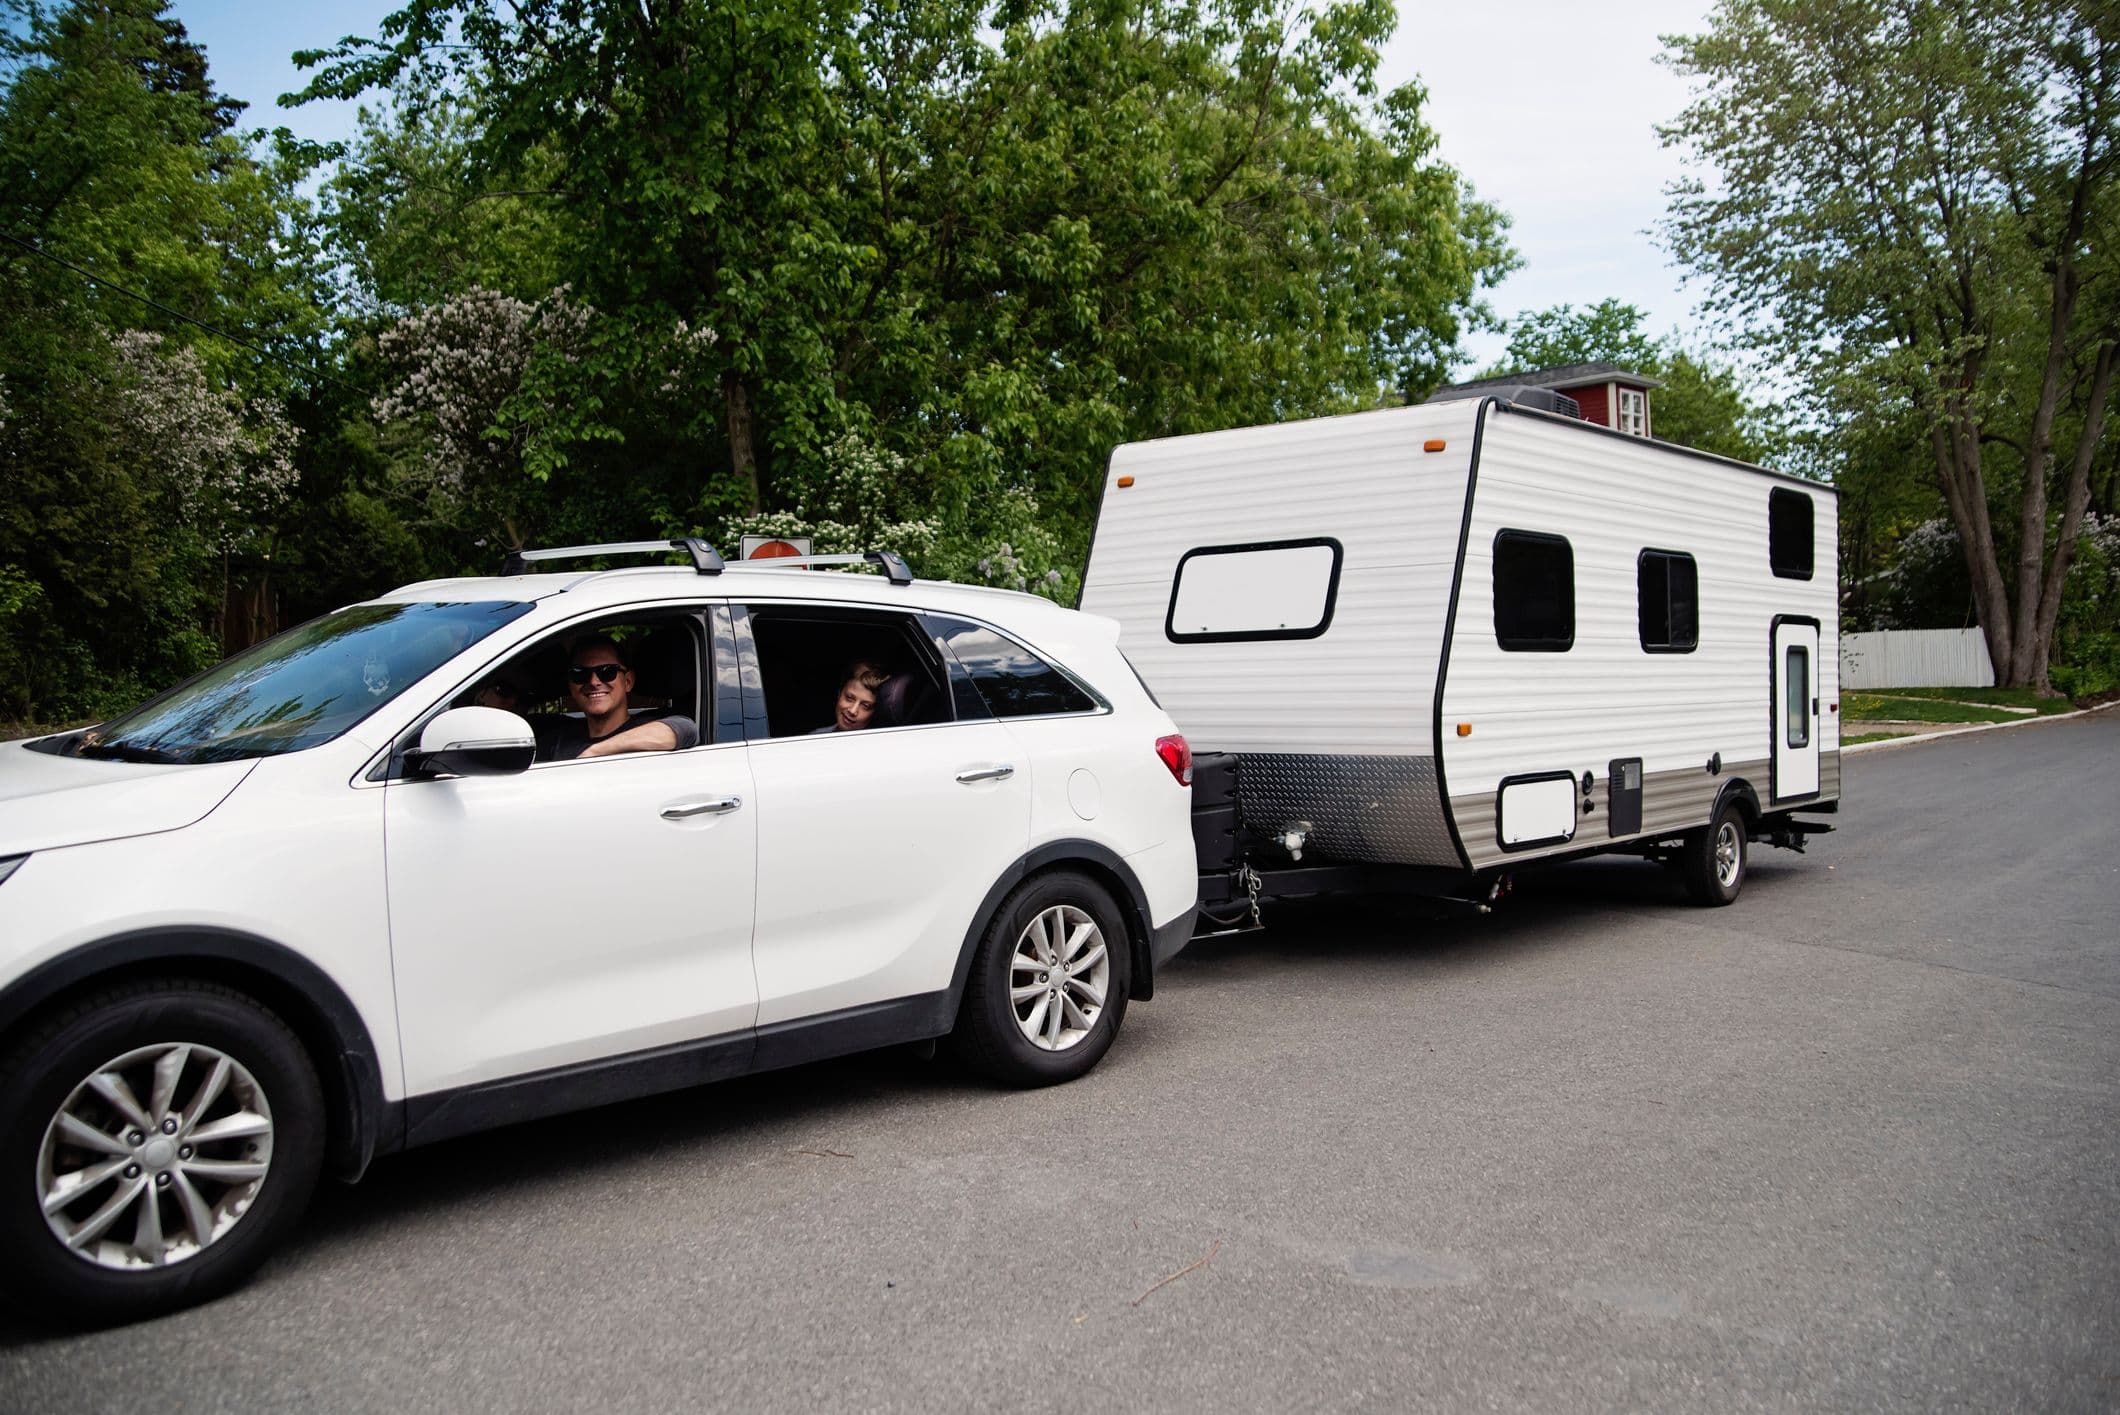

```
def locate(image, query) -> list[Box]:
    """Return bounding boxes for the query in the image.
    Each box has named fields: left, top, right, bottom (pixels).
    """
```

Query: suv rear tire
left=952, top=870, right=1131, bottom=1086
left=0, top=979, right=324, bottom=1325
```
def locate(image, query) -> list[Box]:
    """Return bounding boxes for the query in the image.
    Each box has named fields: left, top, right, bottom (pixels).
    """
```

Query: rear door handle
left=955, top=764, right=1015, bottom=784
left=662, top=796, right=742, bottom=819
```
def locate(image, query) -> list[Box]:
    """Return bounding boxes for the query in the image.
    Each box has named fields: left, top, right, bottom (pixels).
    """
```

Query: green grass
left=1841, top=691, right=2074, bottom=724
left=1854, top=686, right=2078, bottom=714
left=1843, top=731, right=1906, bottom=745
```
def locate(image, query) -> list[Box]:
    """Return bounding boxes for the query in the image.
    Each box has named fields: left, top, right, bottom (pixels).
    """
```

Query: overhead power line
left=0, top=229, right=369, bottom=398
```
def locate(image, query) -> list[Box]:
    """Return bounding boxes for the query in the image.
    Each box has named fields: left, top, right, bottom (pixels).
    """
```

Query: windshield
left=51, top=601, right=534, bottom=765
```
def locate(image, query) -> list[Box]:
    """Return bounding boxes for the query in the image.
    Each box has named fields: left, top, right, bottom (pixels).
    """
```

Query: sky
left=169, top=0, right=1720, bottom=374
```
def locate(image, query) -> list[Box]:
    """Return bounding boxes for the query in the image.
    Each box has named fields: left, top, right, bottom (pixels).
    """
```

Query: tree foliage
left=1662, top=0, right=2120, bottom=689
left=0, top=0, right=323, bottom=720
left=299, top=0, right=1513, bottom=554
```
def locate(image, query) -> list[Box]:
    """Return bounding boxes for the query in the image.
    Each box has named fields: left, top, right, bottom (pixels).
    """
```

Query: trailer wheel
left=1682, top=801, right=1747, bottom=907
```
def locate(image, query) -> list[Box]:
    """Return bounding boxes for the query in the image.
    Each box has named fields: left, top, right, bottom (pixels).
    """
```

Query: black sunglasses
left=568, top=663, right=625, bottom=685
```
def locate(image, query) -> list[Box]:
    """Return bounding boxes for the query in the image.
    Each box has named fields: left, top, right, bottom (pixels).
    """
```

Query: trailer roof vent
left=1490, top=386, right=1582, bottom=419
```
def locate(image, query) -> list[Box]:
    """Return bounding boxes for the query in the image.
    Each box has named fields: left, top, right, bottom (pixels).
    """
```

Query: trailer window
left=1492, top=531, right=1574, bottom=652
left=1770, top=488, right=1814, bottom=580
left=1637, top=549, right=1699, bottom=652
left=1165, top=538, right=1342, bottom=643
left=1786, top=646, right=1811, bottom=747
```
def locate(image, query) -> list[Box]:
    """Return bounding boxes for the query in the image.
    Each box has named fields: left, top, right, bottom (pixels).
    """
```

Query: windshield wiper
left=76, top=741, right=185, bottom=764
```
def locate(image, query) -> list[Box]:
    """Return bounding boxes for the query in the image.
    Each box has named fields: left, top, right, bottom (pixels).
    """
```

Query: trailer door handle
left=662, top=796, right=742, bottom=819
left=955, top=764, right=1015, bottom=784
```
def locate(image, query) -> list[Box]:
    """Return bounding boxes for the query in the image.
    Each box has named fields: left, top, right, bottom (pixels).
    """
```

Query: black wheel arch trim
left=948, top=841, right=1162, bottom=1008
left=0, top=927, right=392, bottom=1183
left=1713, top=777, right=1762, bottom=825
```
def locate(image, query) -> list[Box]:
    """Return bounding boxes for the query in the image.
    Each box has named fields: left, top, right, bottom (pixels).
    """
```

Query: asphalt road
left=3, top=713, right=2116, bottom=1413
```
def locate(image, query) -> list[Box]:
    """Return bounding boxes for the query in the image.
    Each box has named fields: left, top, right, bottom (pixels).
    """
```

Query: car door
left=385, top=610, right=758, bottom=1095
left=737, top=603, right=1031, bottom=1026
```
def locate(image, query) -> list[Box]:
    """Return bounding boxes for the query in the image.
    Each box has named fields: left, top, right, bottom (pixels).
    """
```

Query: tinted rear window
left=928, top=616, right=1100, bottom=718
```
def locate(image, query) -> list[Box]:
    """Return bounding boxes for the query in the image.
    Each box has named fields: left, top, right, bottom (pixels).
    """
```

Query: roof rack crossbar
left=745, top=550, right=915, bottom=586
left=500, top=538, right=726, bottom=577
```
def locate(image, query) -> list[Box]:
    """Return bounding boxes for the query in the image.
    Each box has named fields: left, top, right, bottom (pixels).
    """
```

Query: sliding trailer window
left=1770, top=488, right=1814, bottom=580
left=1165, top=538, right=1342, bottom=643
left=1637, top=549, right=1699, bottom=653
left=1493, top=530, right=1574, bottom=652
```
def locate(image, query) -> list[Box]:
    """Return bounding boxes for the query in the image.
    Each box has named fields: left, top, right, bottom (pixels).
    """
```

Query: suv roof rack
left=499, top=538, right=726, bottom=577
left=746, top=550, right=915, bottom=586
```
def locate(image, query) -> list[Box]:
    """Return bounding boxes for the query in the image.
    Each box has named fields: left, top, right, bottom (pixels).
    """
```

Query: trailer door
left=1772, top=620, right=1821, bottom=800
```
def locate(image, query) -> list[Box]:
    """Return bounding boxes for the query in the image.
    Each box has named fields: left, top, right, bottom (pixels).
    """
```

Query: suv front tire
left=0, top=979, right=325, bottom=1324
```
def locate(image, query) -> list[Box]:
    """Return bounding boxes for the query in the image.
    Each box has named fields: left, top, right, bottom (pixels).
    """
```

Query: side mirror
left=410, top=706, right=536, bottom=778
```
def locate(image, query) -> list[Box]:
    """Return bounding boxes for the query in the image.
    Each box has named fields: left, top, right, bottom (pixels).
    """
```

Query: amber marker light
left=1116, top=475, right=1135, bottom=488
left=1424, top=439, right=1447, bottom=453
left=1456, top=723, right=1472, bottom=736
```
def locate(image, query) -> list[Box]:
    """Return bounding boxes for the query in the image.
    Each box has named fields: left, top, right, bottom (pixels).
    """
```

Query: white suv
left=0, top=541, right=1199, bottom=1322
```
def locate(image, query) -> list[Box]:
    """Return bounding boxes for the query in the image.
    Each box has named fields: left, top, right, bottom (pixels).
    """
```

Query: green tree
left=0, top=1, right=331, bottom=719
left=1662, top=0, right=2119, bottom=689
left=299, top=0, right=1514, bottom=572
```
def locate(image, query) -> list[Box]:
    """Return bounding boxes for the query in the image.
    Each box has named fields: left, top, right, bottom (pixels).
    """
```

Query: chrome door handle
left=661, top=796, right=742, bottom=819
left=955, top=764, right=1015, bottom=784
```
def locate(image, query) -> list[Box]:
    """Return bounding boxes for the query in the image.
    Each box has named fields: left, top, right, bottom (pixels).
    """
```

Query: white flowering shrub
left=722, top=433, right=943, bottom=568
left=107, top=330, right=300, bottom=551
left=719, top=434, right=1080, bottom=602
left=1860, top=517, right=1968, bottom=630
left=373, top=286, right=588, bottom=497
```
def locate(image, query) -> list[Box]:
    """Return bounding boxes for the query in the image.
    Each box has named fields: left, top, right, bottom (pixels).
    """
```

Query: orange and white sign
left=741, top=535, right=813, bottom=562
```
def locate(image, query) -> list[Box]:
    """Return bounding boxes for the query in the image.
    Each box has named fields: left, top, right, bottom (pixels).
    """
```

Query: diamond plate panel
left=1236, top=754, right=1461, bottom=868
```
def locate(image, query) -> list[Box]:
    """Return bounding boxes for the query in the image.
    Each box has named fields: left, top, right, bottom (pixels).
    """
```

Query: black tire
left=1682, top=799, right=1748, bottom=907
left=951, top=870, right=1132, bottom=1087
left=0, top=979, right=325, bottom=1326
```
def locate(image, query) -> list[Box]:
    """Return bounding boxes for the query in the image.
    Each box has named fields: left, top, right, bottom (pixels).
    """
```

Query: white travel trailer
left=1080, top=393, right=1840, bottom=916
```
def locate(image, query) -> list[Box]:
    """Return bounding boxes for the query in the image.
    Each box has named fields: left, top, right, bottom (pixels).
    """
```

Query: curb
left=1842, top=698, right=2118, bottom=755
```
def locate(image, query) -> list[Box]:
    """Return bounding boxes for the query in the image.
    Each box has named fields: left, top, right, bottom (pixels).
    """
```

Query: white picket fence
left=1840, top=629, right=1995, bottom=689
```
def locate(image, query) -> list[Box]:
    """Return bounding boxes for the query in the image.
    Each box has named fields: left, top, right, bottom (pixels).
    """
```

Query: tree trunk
left=2029, top=339, right=2118, bottom=689
left=1929, top=395, right=2016, bottom=684
left=723, top=370, right=762, bottom=514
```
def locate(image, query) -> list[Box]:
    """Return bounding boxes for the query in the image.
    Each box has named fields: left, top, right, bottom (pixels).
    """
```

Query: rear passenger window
left=1770, top=488, right=1814, bottom=580
left=1493, top=531, right=1574, bottom=652
left=929, top=616, right=1101, bottom=718
left=743, top=606, right=952, bottom=737
left=1637, top=549, right=1699, bottom=652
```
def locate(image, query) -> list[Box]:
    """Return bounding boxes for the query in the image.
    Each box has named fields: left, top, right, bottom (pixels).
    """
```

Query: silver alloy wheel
left=1715, top=819, right=1743, bottom=889
left=37, top=1042, right=275, bottom=1271
left=1009, top=903, right=1110, bottom=1052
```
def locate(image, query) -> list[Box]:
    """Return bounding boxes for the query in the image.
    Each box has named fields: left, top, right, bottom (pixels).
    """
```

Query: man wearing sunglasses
left=537, top=635, right=699, bottom=761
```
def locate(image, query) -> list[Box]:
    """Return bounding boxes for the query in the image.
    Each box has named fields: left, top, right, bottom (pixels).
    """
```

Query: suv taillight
left=1154, top=734, right=1192, bottom=786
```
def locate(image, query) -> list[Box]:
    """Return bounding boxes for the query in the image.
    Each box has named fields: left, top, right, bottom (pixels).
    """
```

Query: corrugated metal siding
left=1451, top=757, right=1771, bottom=858
left=1440, top=411, right=1841, bottom=870
left=1080, top=403, right=1472, bottom=757
left=1839, top=629, right=1995, bottom=688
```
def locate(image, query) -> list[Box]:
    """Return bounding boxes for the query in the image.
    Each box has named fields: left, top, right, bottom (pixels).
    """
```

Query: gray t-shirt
left=538, top=713, right=699, bottom=761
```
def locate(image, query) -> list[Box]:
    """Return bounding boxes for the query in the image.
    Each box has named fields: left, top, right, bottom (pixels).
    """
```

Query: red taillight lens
left=1154, top=733, right=1192, bottom=786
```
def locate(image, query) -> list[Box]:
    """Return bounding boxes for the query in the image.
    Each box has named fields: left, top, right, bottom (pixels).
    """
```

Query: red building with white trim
left=1424, top=362, right=1663, bottom=437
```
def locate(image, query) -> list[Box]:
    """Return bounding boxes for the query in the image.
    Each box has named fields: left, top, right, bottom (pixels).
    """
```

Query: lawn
left=1851, top=686, right=2079, bottom=714
left=1841, top=690, right=2076, bottom=724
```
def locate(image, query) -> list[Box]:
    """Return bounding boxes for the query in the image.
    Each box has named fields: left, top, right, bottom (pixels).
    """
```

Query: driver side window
left=456, top=612, right=709, bottom=763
